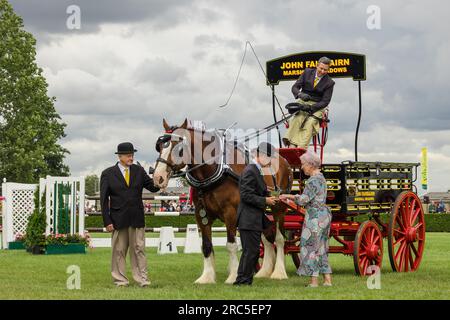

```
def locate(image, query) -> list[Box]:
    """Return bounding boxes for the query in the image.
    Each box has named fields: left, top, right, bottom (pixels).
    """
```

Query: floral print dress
left=294, top=172, right=332, bottom=277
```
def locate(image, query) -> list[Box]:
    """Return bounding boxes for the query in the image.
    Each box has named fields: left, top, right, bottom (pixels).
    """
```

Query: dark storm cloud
left=9, top=0, right=191, bottom=35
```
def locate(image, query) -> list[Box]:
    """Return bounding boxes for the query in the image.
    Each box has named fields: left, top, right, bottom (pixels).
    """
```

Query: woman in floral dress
left=280, top=152, right=332, bottom=287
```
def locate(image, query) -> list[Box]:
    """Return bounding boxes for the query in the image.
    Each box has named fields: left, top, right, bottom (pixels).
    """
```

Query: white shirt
left=117, top=162, right=130, bottom=178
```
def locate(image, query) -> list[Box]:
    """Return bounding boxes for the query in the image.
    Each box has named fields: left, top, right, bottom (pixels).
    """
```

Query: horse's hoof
left=254, top=270, right=272, bottom=278
left=224, top=274, right=237, bottom=284
left=270, top=270, right=289, bottom=280
left=194, top=275, right=216, bottom=284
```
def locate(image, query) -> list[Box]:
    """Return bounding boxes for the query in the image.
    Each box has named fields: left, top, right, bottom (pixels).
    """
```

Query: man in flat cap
left=100, top=142, right=160, bottom=287
left=234, top=142, right=278, bottom=286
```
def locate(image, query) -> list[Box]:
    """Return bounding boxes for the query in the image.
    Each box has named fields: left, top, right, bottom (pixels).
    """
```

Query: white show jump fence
left=1, top=176, right=85, bottom=249
left=2, top=182, right=235, bottom=252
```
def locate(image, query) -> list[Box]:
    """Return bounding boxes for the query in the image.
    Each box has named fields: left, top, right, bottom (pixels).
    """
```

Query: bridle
left=154, top=127, right=225, bottom=181
left=155, top=128, right=188, bottom=178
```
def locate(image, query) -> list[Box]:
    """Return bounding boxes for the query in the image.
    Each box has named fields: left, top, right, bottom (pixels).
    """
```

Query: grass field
left=0, top=233, right=449, bottom=300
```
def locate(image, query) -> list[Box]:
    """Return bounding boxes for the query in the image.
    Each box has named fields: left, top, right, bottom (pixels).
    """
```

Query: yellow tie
left=314, top=77, right=319, bottom=88
left=124, top=168, right=130, bottom=186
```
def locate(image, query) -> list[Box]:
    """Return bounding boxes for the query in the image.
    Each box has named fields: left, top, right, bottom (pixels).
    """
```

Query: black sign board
left=266, top=51, right=366, bottom=85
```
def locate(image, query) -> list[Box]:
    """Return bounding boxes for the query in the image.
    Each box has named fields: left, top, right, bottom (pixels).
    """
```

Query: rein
left=233, top=112, right=296, bottom=143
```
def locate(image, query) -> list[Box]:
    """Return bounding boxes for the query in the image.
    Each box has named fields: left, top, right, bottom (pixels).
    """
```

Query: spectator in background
left=429, top=202, right=436, bottom=213
left=438, top=200, right=446, bottom=213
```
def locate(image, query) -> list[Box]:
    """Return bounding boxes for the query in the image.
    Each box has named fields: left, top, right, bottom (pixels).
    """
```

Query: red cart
left=262, top=147, right=426, bottom=275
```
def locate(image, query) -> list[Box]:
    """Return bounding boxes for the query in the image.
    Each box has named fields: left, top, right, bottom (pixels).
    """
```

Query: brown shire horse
left=153, top=119, right=293, bottom=284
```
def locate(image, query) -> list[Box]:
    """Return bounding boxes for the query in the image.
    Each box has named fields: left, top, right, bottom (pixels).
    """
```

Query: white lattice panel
left=11, top=189, right=35, bottom=236
left=2, top=182, right=37, bottom=246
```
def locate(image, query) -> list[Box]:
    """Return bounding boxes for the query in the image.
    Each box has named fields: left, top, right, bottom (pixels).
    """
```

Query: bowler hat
left=115, top=142, right=137, bottom=154
left=256, top=142, right=276, bottom=157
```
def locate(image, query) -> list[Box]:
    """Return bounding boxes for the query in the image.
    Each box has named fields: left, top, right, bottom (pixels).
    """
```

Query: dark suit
left=100, top=163, right=159, bottom=229
left=100, top=162, right=159, bottom=286
left=235, top=163, right=271, bottom=285
left=292, top=67, right=335, bottom=112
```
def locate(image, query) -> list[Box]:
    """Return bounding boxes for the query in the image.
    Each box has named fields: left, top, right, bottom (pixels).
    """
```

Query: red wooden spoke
left=395, top=215, right=405, bottom=231
left=413, top=222, right=423, bottom=230
left=395, top=241, right=406, bottom=262
left=398, top=243, right=406, bottom=271
left=410, top=198, right=416, bottom=211
left=394, top=228, right=405, bottom=236
left=400, top=205, right=406, bottom=227
left=363, top=259, right=370, bottom=274
left=404, top=245, right=410, bottom=272
left=362, top=233, right=369, bottom=246
left=393, top=237, right=404, bottom=247
left=373, top=235, right=380, bottom=244
left=370, top=228, right=376, bottom=242
left=403, top=197, right=411, bottom=228
left=410, top=207, right=421, bottom=226
left=360, top=256, right=367, bottom=270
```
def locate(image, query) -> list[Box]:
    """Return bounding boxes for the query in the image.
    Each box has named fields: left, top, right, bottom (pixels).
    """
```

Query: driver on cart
left=283, top=56, right=335, bottom=149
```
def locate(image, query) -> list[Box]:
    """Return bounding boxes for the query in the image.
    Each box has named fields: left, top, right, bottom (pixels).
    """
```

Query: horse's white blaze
left=254, top=234, right=275, bottom=278
left=153, top=145, right=171, bottom=188
left=224, top=242, right=239, bottom=284
left=194, top=254, right=216, bottom=284
left=270, top=222, right=288, bottom=280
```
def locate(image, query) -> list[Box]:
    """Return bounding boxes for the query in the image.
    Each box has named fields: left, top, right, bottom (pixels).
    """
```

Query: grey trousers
left=111, top=227, right=149, bottom=286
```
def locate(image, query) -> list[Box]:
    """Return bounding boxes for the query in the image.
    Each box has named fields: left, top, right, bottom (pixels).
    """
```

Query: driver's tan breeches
left=283, top=100, right=324, bottom=149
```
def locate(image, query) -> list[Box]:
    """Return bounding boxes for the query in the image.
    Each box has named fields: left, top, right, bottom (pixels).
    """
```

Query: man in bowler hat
left=233, top=142, right=278, bottom=286
left=100, top=142, right=160, bottom=287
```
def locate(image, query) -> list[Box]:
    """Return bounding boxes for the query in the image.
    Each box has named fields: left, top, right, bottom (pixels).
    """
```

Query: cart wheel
left=388, top=191, right=425, bottom=272
left=353, top=221, right=383, bottom=276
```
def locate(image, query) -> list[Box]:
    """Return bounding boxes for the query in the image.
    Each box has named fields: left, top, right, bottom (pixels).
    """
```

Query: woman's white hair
left=300, top=151, right=321, bottom=169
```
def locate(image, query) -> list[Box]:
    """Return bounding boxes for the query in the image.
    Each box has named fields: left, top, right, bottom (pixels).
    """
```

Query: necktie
left=314, top=77, right=319, bottom=88
left=124, top=168, right=130, bottom=186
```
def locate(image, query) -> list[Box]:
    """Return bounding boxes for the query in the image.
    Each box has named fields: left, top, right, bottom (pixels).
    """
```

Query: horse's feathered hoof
left=224, top=274, right=237, bottom=284
left=270, top=272, right=289, bottom=280
left=270, top=269, right=289, bottom=280
left=194, top=274, right=216, bottom=284
left=254, top=269, right=272, bottom=278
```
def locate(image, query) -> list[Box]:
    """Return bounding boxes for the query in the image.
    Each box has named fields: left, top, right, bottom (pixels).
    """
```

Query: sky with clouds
left=8, top=0, right=450, bottom=193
